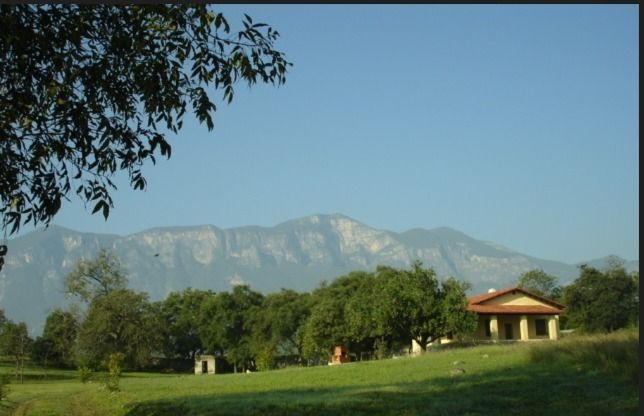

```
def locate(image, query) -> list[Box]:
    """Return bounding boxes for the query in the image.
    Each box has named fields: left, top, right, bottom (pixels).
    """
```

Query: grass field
left=0, top=330, right=638, bottom=416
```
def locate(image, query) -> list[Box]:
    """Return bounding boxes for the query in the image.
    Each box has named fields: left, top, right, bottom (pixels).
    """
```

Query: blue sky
left=24, top=5, right=640, bottom=264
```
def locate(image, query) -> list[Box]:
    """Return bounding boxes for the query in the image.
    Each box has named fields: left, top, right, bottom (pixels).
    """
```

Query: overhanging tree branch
left=0, top=5, right=291, bottom=270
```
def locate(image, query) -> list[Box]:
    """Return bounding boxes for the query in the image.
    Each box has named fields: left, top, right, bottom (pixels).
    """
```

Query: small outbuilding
left=194, top=355, right=216, bottom=375
left=328, top=345, right=351, bottom=365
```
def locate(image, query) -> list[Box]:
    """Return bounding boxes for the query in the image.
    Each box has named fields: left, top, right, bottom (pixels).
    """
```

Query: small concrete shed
left=194, top=355, right=216, bottom=375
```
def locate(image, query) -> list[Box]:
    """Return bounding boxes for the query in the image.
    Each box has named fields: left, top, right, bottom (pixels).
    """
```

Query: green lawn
left=1, top=330, right=638, bottom=416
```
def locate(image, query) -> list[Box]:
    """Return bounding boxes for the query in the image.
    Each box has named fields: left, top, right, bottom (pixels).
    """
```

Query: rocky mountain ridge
left=0, top=214, right=637, bottom=334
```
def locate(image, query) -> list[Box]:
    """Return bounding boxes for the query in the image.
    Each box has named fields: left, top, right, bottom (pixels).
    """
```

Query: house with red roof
left=411, top=286, right=565, bottom=354
left=467, top=287, right=565, bottom=342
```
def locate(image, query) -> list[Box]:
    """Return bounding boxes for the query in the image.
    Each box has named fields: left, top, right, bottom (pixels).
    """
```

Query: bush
left=77, top=366, right=93, bottom=383
left=255, top=348, right=275, bottom=372
left=103, top=352, right=124, bottom=392
left=373, top=338, right=389, bottom=360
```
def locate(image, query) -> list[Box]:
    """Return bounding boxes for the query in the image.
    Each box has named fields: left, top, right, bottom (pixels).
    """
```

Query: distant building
left=194, top=355, right=216, bottom=375
left=412, top=287, right=565, bottom=353
left=468, top=286, right=565, bottom=341
left=328, top=345, right=351, bottom=365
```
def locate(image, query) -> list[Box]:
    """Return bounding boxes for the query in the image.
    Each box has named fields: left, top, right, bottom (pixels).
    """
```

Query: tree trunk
left=417, top=335, right=429, bottom=352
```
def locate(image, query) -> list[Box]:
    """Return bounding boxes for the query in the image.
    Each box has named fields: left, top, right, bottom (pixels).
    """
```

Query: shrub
left=77, top=366, right=93, bottom=383
left=256, top=348, right=275, bottom=372
left=373, top=338, right=389, bottom=360
left=103, top=352, right=124, bottom=392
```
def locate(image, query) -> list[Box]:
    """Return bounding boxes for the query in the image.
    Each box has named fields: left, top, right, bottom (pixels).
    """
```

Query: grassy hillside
left=1, top=330, right=638, bottom=416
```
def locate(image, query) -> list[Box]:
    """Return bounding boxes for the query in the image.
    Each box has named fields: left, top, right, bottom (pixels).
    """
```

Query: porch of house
left=473, top=314, right=560, bottom=342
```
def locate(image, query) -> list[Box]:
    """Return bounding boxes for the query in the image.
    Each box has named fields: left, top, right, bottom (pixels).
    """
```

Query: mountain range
left=0, top=214, right=638, bottom=335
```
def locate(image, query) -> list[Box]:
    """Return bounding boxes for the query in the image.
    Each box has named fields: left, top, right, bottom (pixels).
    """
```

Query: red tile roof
left=467, top=286, right=565, bottom=315
left=468, top=304, right=562, bottom=315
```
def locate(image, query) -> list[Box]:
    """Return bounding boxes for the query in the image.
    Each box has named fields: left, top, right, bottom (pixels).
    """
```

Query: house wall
left=472, top=316, right=520, bottom=340
left=473, top=317, right=492, bottom=340
left=484, top=292, right=551, bottom=307
left=527, top=315, right=552, bottom=339
left=472, top=314, right=556, bottom=341
left=497, top=315, right=520, bottom=340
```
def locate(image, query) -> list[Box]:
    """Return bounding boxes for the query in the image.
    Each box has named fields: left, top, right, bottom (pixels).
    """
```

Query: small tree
left=36, top=308, right=80, bottom=368
left=0, top=321, right=32, bottom=383
left=103, top=352, right=124, bottom=392
left=77, top=366, right=93, bottom=383
left=31, top=337, right=56, bottom=372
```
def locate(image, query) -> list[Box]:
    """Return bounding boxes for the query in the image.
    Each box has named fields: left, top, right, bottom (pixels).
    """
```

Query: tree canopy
left=0, top=5, right=291, bottom=269
left=0, top=317, right=32, bottom=382
left=302, top=262, right=477, bottom=360
left=34, top=308, right=79, bottom=368
left=76, top=288, right=159, bottom=368
left=516, top=269, right=562, bottom=300
left=155, top=288, right=216, bottom=361
left=563, top=262, right=639, bottom=332
left=376, top=262, right=477, bottom=352
left=64, top=248, right=127, bottom=303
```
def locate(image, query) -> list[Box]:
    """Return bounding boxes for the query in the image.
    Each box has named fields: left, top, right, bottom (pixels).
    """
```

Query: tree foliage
left=441, top=277, right=479, bottom=339
left=0, top=320, right=32, bottom=382
left=302, top=272, right=372, bottom=361
left=33, top=308, right=79, bottom=368
left=198, top=285, right=263, bottom=372
left=156, top=288, right=216, bottom=360
left=517, top=269, right=562, bottom=300
left=64, top=248, right=128, bottom=303
left=302, top=263, right=477, bottom=359
left=77, top=288, right=160, bottom=369
left=248, top=289, right=311, bottom=365
left=0, top=5, right=290, bottom=269
left=377, top=262, right=477, bottom=352
left=563, top=263, right=639, bottom=333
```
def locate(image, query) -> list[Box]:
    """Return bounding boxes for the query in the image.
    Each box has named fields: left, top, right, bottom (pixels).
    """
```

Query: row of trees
left=3, top=252, right=476, bottom=373
left=1, top=251, right=639, bottom=376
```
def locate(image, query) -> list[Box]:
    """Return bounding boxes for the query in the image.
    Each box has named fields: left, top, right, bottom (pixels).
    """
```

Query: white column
left=548, top=315, right=560, bottom=340
left=490, top=315, right=499, bottom=342
left=520, top=315, right=529, bottom=341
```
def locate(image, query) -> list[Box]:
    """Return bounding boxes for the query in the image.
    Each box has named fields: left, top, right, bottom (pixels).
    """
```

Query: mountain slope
left=0, top=214, right=635, bottom=334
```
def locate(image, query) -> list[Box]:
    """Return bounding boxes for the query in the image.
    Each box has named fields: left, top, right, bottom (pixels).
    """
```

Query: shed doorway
left=504, top=323, right=513, bottom=340
left=202, top=360, right=208, bottom=373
